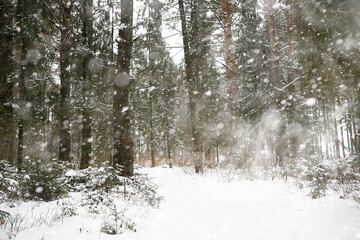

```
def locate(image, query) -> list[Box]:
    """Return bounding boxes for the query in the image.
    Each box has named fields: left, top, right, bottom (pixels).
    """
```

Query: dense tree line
left=0, top=0, right=359, bottom=177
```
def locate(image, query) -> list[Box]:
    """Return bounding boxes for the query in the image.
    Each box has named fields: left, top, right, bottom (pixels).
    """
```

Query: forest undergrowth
left=1, top=154, right=360, bottom=238
left=183, top=155, right=360, bottom=202
left=0, top=161, right=163, bottom=238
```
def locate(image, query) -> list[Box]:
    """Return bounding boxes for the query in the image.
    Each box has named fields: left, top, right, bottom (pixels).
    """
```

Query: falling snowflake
left=305, top=98, right=317, bottom=106
left=121, top=106, right=129, bottom=113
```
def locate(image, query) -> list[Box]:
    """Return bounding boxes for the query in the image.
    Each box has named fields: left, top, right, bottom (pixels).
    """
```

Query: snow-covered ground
left=2, top=167, right=360, bottom=240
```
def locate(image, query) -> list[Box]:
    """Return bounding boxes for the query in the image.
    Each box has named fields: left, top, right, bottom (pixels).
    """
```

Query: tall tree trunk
left=113, top=0, right=134, bottom=176
left=147, top=0, right=162, bottom=168
left=166, top=120, right=172, bottom=168
left=16, top=0, right=35, bottom=169
left=148, top=2, right=157, bottom=168
left=164, top=59, right=173, bottom=169
left=345, top=112, right=352, bottom=155
left=178, top=0, right=202, bottom=173
left=286, top=0, right=295, bottom=120
left=333, top=101, right=340, bottom=158
left=80, top=0, right=94, bottom=169
left=286, top=0, right=299, bottom=159
left=17, top=35, right=27, bottom=171
left=59, top=0, right=73, bottom=163
left=267, top=0, right=284, bottom=165
left=323, top=104, right=329, bottom=157
left=266, top=0, right=281, bottom=88
left=149, top=75, right=155, bottom=167
left=352, top=116, right=358, bottom=154
left=222, top=0, right=238, bottom=162
left=286, top=0, right=294, bottom=86
left=0, top=0, right=15, bottom=164
left=110, top=0, right=115, bottom=62
left=326, top=109, right=332, bottom=157
left=222, top=0, right=238, bottom=115
left=340, top=119, right=346, bottom=158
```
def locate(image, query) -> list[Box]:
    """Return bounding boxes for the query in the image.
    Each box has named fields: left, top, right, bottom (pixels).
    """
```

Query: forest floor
left=2, top=167, right=360, bottom=240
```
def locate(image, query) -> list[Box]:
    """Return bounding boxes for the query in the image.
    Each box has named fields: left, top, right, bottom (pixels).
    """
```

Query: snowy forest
left=1, top=0, right=360, bottom=239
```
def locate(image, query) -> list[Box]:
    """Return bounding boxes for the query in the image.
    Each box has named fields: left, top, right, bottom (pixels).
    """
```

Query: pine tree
left=178, top=0, right=203, bottom=173
left=59, top=0, right=73, bottom=162
left=113, top=0, right=134, bottom=176
left=0, top=0, right=16, bottom=163
left=80, top=0, right=94, bottom=169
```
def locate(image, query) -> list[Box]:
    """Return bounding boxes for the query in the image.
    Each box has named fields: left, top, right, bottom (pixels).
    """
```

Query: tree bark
left=148, top=2, right=159, bottom=168
left=222, top=0, right=239, bottom=163
left=113, top=0, right=134, bottom=176
left=59, top=0, right=73, bottom=163
left=149, top=74, right=155, bottom=167
left=345, top=112, right=352, bottom=154
left=80, top=0, right=94, bottom=169
left=267, top=0, right=284, bottom=165
left=166, top=122, right=172, bottom=168
left=340, top=119, right=346, bottom=158
left=286, top=0, right=294, bottom=71
left=266, top=0, right=281, bottom=88
left=178, top=0, right=202, bottom=173
left=16, top=0, right=35, bottom=169
left=323, top=103, right=329, bottom=157
left=333, top=101, right=340, bottom=158
left=286, top=0, right=295, bottom=120
left=17, top=3, right=26, bottom=170
left=285, top=0, right=298, bottom=159
left=222, top=0, right=238, bottom=115
left=0, top=0, right=15, bottom=164
left=352, top=116, right=358, bottom=154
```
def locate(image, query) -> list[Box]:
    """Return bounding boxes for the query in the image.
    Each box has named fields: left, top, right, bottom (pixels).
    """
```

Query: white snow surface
left=2, top=167, right=360, bottom=240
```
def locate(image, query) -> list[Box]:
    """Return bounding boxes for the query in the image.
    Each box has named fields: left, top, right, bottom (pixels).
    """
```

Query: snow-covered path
left=8, top=167, right=360, bottom=240
left=124, top=167, right=360, bottom=240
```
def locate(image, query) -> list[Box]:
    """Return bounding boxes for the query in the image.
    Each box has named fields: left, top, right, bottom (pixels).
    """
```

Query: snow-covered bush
left=15, top=159, right=69, bottom=201
left=294, top=155, right=360, bottom=200
left=65, top=166, right=163, bottom=208
left=296, top=156, right=333, bottom=198
left=0, top=161, right=18, bottom=202
left=62, top=166, right=163, bottom=235
left=333, top=157, right=360, bottom=183
left=329, top=157, right=360, bottom=202
left=65, top=166, right=120, bottom=192
left=128, top=172, right=163, bottom=208
left=308, top=162, right=332, bottom=199
left=0, top=159, right=70, bottom=202
left=1, top=163, right=162, bottom=238
left=101, top=205, right=136, bottom=235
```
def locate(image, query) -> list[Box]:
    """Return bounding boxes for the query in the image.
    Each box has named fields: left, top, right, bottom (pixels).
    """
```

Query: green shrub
left=307, top=162, right=332, bottom=199
left=0, top=160, right=18, bottom=202
left=65, top=166, right=163, bottom=208
left=101, top=205, right=136, bottom=235
left=16, top=159, right=69, bottom=201
left=295, top=155, right=360, bottom=200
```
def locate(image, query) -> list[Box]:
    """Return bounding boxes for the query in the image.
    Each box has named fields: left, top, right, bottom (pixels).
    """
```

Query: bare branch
left=41, top=0, right=61, bottom=26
